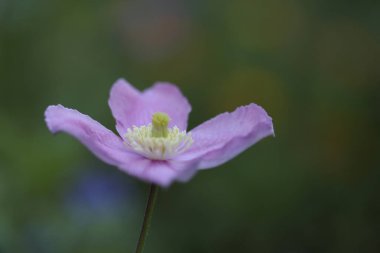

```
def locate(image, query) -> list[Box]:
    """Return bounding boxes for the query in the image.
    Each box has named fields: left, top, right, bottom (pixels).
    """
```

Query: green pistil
left=151, top=112, right=170, bottom=138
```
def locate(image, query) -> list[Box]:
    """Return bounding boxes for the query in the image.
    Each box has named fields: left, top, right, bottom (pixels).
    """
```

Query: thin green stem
left=134, top=184, right=159, bottom=253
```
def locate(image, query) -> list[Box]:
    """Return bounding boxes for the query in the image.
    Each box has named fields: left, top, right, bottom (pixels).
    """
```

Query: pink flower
left=45, top=79, right=274, bottom=187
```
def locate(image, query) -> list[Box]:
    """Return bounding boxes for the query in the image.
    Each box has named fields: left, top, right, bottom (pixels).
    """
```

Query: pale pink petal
left=108, top=79, right=191, bottom=136
left=44, top=105, right=137, bottom=166
left=118, top=157, right=199, bottom=187
left=108, top=79, right=143, bottom=136
left=179, top=103, right=274, bottom=169
left=143, top=82, right=191, bottom=130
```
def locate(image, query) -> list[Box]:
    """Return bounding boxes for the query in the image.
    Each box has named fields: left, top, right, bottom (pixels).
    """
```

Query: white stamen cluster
left=124, top=124, right=193, bottom=160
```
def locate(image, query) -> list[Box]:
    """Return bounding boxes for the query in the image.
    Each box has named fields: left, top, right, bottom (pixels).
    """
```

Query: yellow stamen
left=151, top=112, right=170, bottom=138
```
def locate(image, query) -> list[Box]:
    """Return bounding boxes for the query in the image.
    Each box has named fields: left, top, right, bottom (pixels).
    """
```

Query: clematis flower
left=45, top=79, right=274, bottom=187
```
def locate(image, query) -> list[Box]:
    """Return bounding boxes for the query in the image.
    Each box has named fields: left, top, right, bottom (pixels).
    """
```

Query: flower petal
left=45, top=105, right=197, bottom=187
left=108, top=79, right=143, bottom=136
left=108, top=79, right=191, bottom=136
left=143, top=82, right=191, bottom=130
left=45, top=105, right=136, bottom=166
left=180, top=103, right=274, bottom=169
left=117, top=157, right=199, bottom=187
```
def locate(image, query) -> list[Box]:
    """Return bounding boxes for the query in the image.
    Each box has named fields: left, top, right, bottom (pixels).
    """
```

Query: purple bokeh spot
left=63, top=165, right=137, bottom=220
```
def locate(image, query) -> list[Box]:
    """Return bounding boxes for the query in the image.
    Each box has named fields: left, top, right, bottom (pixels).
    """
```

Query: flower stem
left=134, top=184, right=159, bottom=253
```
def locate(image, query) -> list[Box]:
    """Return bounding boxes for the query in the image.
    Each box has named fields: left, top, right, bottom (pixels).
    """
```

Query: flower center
left=124, top=112, right=193, bottom=160
left=151, top=112, right=170, bottom=138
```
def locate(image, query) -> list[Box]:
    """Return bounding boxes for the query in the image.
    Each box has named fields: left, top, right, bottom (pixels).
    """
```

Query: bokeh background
left=1, top=0, right=379, bottom=252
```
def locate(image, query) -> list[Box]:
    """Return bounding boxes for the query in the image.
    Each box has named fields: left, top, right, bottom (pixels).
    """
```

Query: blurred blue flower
left=63, top=166, right=136, bottom=220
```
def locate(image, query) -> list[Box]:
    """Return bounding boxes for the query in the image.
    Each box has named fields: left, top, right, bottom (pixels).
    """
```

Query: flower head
left=45, top=79, right=274, bottom=187
left=124, top=119, right=193, bottom=160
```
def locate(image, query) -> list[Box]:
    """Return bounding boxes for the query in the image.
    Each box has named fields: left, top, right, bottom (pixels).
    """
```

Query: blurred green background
left=1, top=0, right=379, bottom=252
